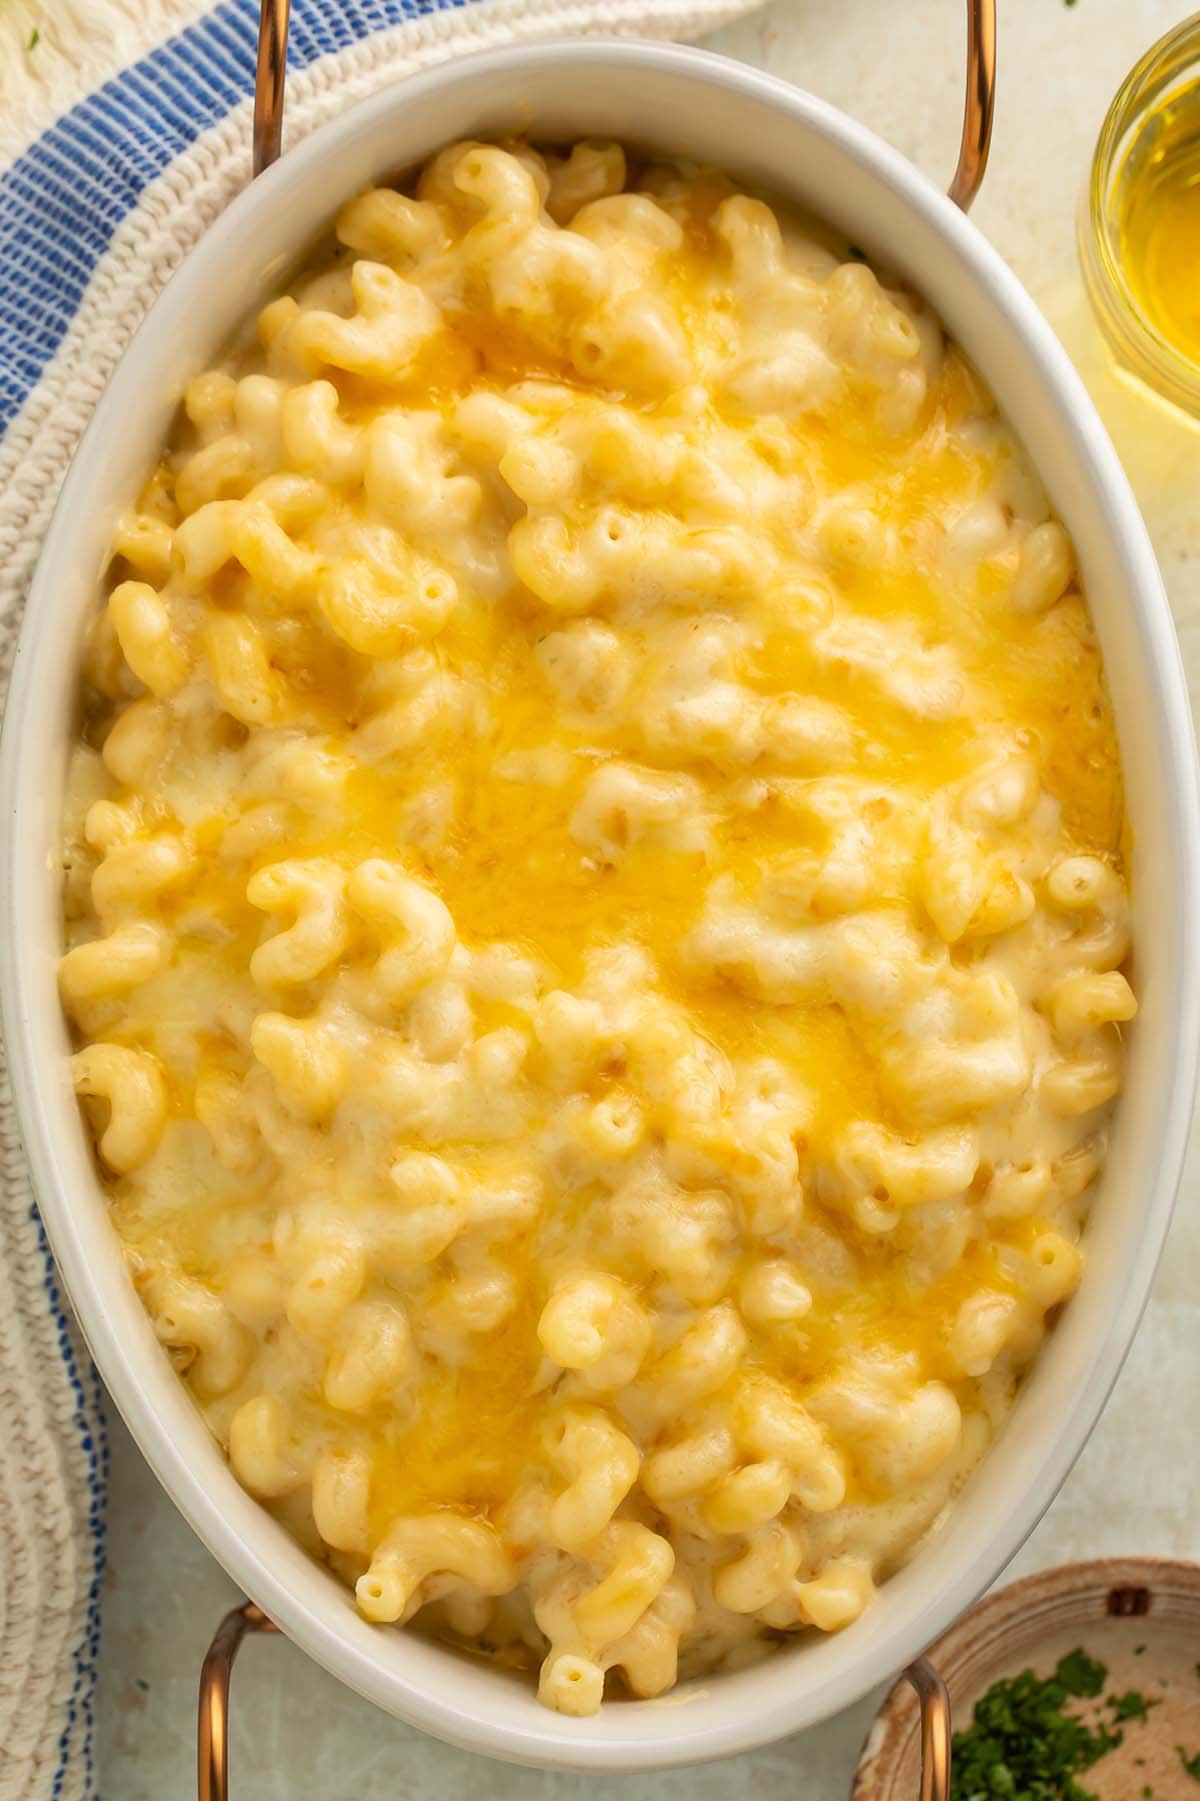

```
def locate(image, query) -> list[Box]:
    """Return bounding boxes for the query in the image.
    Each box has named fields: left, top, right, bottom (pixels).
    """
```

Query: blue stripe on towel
left=33, top=1210, right=107, bottom=1800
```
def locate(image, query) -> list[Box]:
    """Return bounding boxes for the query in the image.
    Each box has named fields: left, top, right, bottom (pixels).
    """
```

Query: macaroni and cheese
left=61, top=140, right=1133, bottom=1712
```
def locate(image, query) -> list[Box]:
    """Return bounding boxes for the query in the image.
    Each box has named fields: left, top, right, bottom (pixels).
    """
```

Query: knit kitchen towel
left=0, top=2, right=764, bottom=1795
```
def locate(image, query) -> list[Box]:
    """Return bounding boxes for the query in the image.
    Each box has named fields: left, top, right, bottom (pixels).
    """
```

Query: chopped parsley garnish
left=27, top=27, right=39, bottom=48
left=1056, top=1650, right=1106, bottom=1698
left=1178, top=1745, right=1200, bottom=1783
left=949, top=1650, right=1160, bottom=1800
left=1107, top=1690, right=1158, bottom=1722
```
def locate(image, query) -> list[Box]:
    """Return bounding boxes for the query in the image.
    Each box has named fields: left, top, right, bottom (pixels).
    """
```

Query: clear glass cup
left=1079, top=13, right=1200, bottom=420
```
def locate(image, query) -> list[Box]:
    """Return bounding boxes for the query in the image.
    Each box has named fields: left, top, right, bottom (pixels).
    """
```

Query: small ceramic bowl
left=854, top=1556, right=1200, bottom=1800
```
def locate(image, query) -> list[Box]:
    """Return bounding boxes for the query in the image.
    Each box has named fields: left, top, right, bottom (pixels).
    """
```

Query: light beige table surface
left=98, top=2, right=1200, bottom=1794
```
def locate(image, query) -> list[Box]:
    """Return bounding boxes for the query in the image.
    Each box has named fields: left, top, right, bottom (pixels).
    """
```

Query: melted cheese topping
left=60, top=140, right=1132, bottom=1712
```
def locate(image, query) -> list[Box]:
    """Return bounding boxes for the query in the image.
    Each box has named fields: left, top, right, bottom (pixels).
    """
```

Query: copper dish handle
left=197, top=1602, right=279, bottom=1801
left=249, top=0, right=996, bottom=206
left=253, top=0, right=289, bottom=175
left=905, top=1658, right=953, bottom=1801
left=950, top=0, right=997, bottom=210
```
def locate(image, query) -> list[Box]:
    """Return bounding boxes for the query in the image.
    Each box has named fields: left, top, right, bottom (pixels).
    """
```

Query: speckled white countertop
left=97, top=2, right=1200, bottom=1794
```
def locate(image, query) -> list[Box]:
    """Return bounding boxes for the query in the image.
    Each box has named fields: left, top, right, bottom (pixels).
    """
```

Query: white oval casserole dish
left=1, top=39, right=1197, bottom=1774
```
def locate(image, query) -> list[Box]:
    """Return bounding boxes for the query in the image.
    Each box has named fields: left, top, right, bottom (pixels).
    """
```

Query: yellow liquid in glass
left=1118, top=121, right=1200, bottom=365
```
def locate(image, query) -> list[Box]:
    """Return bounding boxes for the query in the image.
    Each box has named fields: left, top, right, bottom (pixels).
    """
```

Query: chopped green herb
left=950, top=1651, right=1124, bottom=1800
left=1178, top=1745, right=1200, bottom=1783
left=847, top=244, right=866, bottom=261
left=1056, top=1650, right=1106, bottom=1698
left=27, top=27, right=39, bottom=48
left=1133, top=1644, right=1146, bottom=1656
left=1141, top=1787, right=1154, bottom=1799
left=1107, top=1690, right=1158, bottom=1722
left=1064, top=0, right=1078, bottom=8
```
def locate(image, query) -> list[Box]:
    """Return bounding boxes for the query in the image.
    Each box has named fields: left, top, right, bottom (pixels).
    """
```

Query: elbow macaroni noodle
left=61, top=140, right=1133, bottom=1711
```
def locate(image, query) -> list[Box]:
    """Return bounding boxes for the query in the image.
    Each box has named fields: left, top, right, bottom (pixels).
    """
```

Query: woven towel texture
left=0, top=2, right=761, bottom=1794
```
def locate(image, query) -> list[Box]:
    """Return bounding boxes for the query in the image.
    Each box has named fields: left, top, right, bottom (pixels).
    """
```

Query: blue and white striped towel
left=0, top=2, right=762, bottom=1793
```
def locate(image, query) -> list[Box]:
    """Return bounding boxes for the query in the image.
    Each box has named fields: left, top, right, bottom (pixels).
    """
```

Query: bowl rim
left=2, top=33, right=1198, bottom=1773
